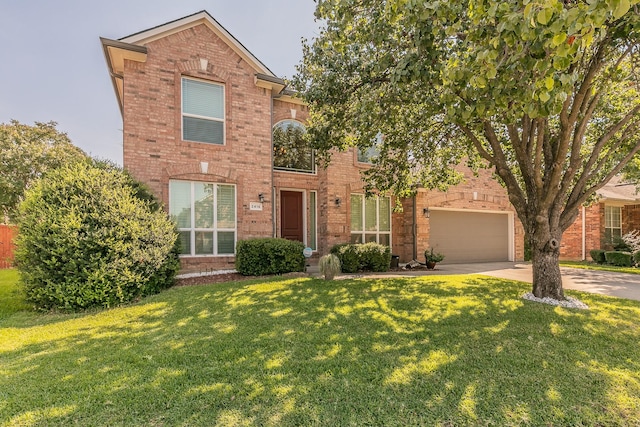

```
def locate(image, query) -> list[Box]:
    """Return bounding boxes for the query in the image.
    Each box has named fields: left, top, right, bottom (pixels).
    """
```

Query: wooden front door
left=281, top=191, right=304, bottom=243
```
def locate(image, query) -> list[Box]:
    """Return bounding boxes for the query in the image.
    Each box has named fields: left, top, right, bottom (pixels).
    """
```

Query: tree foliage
left=296, top=0, right=640, bottom=299
left=15, top=160, right=180, bottom=311
left=273, top=121, right=314, bottom=172
left=0, top=120, right=86, bottom=223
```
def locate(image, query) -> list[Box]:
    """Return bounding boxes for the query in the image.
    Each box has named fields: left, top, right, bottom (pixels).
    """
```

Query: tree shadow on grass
left=1, top=275, right=639, bottom=426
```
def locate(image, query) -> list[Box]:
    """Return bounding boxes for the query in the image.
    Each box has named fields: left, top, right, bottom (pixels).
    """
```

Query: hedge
left=604, top=251, right=633, bottom=267
left=236, top=238, right=305, bottom=276
left=330, top=242, right=391, bottom=273
left=590, top=249, right=606, bottom=264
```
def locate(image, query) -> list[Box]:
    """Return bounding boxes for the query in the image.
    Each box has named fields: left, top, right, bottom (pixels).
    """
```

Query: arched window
left=273, top=120, right=314, bottom=173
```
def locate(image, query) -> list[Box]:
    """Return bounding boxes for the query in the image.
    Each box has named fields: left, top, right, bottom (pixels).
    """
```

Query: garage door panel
left=429, top=210, right=509, bottom=263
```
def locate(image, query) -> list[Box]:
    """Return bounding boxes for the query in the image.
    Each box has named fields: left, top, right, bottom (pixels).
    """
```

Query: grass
left=0, top=270, right=29, bottom=317
left=560, top=260, right=640, bottom=275
left=1, top=270, right=640, bottom=426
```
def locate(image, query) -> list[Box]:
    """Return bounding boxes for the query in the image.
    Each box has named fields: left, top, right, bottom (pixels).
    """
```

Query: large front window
left=273, top=120, right=314, bottom=173
left=604, top=205, right=622, bottom=243
left=182, top=77, right=225, bottom=144
left=170, top=180, right=236, bottom=256
left=350, top=194, right=391, bottom=246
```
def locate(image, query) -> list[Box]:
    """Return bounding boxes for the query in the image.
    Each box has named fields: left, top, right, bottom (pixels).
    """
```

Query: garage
left=429, top=209, right=511, bottom=263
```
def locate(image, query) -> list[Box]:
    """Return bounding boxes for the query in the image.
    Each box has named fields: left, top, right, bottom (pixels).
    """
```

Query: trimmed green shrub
left=319, top=253, right=341, bottom=280
left=359, top=242, right=391, bottom=272
left=590, top=249, right=606, bottom=264
left=15, top=160, right=180, bottom=311
left=604, top=251, right=633, bottom=267
left=612, top=236, right=633, bottom=252
left=634, top=251, right=640, bottom=266
left=330, top=242, right=390, bottom=273
left=236, top=238, right=305, bottom=276
left=331, top=243, right=360, bottom=273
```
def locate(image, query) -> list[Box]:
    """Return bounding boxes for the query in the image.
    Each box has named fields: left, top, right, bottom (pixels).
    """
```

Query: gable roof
left=101, top=10, right=289, bottom=113
left=120, top=10, right=276, bottom=76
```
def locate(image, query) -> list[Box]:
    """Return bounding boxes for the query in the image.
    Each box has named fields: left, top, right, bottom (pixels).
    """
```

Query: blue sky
left=0, top=1, right=318, bottom=163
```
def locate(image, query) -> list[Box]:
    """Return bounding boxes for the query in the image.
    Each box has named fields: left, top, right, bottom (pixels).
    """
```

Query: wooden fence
left=0, top=225, right=17, bottom=269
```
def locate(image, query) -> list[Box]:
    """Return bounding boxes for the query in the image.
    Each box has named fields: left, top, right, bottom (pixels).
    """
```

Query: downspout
left=412, top=195, right=418, bottom=261
left=582, top=206, right=586, bottom=261
left=270, top=92, right=276, bottom=238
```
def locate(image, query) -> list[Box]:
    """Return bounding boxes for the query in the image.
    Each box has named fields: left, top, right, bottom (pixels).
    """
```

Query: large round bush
left=15, top=160, right=180, bottom=311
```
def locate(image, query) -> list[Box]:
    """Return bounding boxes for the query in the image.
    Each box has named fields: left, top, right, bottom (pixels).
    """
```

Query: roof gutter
left=100, top=37, right=148, bottom=115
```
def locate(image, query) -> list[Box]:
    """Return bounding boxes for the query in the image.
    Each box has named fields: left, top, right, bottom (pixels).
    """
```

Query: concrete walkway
left=444, top=262, right=640, bottom=301
left=317, top=262, right=640, bottom=302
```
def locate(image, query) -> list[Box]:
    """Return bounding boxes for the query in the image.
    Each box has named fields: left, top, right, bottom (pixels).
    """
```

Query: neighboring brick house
left=560, top=176, right=640, bottom=260
left=101, top=10, right=530, bottom=271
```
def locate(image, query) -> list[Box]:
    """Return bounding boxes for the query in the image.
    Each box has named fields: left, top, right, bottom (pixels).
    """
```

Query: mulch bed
left=175, top=273, right=245, bottom=287
left=174, top=265, right=438, bottom=287
left=175, top=271, right=309, bottom=287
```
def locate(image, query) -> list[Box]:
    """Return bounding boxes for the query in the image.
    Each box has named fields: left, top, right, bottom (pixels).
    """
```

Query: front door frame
left=279, top=188, right=307, bottom=246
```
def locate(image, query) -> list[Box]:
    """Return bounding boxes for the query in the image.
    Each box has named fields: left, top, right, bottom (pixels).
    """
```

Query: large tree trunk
left=530, top=233, right=564, bottom=300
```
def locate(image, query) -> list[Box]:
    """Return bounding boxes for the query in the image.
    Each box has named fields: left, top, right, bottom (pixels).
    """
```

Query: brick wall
left=623, top=204, right=640, bottom=234
left=559, top=204, right=601, bottom=260
left=122, top=23, right=274, bottom=270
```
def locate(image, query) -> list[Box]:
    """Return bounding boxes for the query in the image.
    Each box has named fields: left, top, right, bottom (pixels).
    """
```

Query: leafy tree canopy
left=0, top=120, right=86, bottom=223
left=296, top=0, right=640, bottom=299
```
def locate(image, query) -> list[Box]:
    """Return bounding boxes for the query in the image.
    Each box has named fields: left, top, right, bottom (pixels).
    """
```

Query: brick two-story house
left=101, top=10, right=636, bottom=272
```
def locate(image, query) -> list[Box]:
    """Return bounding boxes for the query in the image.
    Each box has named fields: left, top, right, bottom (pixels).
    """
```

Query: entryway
left=280, top=190, right=304, bottom=243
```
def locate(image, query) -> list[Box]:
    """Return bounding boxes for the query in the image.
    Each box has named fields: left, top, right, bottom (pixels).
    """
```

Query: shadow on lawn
left=2, top=275, right=640, bottom=426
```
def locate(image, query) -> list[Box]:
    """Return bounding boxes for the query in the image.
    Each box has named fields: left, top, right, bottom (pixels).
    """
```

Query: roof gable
left=102, top=10, right=292, bottom=115
left=120, top=10, right=275, bottom=77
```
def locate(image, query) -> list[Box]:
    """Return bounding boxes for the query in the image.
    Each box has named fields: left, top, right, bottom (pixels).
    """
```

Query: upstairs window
left=357, top=146, right=379, bottom=163
left=357, top=133, right=383, bottom=164
left=182, top=77, right=225, bottom=145
left=273, top=120, right=315, bottom=173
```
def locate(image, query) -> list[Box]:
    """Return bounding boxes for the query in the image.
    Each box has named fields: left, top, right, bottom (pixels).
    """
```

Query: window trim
left=181, top=76, right=226, bottom=145
left=310, top=190, right=317, bottom=251
left=272, top=119, right=316, bottom=174
left=169, top=180, right=237, bottom=257
left=350, top=193, right=392, bottom=247
left=604, top=205, right=622, bottom=243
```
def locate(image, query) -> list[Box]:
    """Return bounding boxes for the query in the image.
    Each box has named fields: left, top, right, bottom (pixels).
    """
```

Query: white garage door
left=429, top=210, right=510, bottom=263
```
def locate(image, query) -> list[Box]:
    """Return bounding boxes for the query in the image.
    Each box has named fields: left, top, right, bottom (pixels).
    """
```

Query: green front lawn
left=560, top=260, right=640, bottom=275
left=0, top=269, right=29, bottom=317
left=1, top=272, right=640, bottom=426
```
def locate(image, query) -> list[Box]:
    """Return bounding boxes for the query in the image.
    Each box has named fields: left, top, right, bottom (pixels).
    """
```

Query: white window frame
left=310, top=190, right=317, bottom=251
left=169, top=180, right=237, bottom=257
left=604, top=205, right=622, bottom=243
left=350, top=194, right=392, bottom=247
left=181, top=77, right=225, bottom=145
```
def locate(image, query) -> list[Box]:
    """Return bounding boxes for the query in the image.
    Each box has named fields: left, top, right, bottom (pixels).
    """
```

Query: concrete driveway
left=425, top=262, right=640, bottom=301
